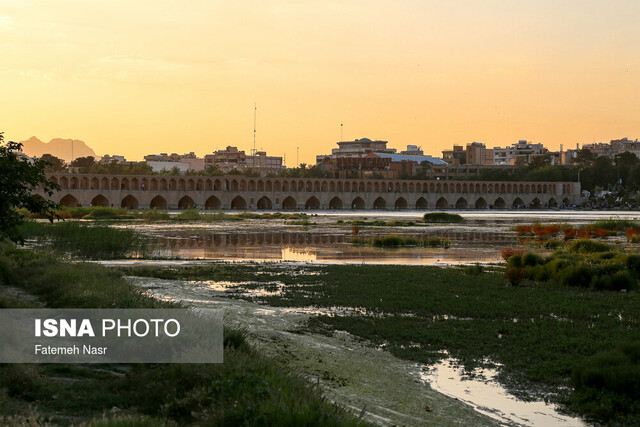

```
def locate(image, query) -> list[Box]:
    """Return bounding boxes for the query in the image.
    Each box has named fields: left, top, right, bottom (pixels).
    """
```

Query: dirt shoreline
left=133, top=276, right=497, bottom=426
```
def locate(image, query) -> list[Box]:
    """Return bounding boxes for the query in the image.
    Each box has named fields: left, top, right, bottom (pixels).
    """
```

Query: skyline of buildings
left=45, top=135, right=640, bottom=178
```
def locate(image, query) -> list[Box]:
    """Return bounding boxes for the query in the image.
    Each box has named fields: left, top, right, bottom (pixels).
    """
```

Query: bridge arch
left=352, top=196, right=365, bottom=209
left=305, top=196, right=320, bottom=210
left=178, top=195, right=195, bottom=210
left=205, top=196, right=221, bottom=210
left=548, top=197, right=558, bottom=208
left=60, top=194, right=79, bottom=207
left=329, top=196, right=343, bottom=209
left=257, top=196, right=272, bottom=210
left=455, top=197, right=468, bottom=209
left=373, top=197, right=387, bottom=209
left=121, top=195, right=139, bottom=209
left=282, top=196, right=297, bottom=210
left=90, top=194, right=109, bottom=207
left=513, top=197, right=524, bottom=209
left=436, top=197, right=448, bottom=209
left=494, top=197, right=506, bottom=209
left=150, top=195, right=167, bottom=209
left=395, top=197, right=407, bottom=209
left=231, top=196, right=247, bottom=210
left=531, top=197, right=541, bottom=208
left=475, top=197, right=487, bottom=209
left=415, top=197, right=428, bottom=209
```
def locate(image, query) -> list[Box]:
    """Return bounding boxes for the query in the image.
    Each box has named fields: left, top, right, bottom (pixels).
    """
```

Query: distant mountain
left=19, top=136, right=98, bottom=162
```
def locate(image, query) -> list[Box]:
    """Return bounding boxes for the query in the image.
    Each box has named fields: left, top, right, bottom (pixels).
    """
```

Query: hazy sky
left=1, top=0, right=639, bottom=164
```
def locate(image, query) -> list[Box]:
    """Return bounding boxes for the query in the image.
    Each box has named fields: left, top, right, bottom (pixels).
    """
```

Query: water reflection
left=421, top=358, right=586, bottom=426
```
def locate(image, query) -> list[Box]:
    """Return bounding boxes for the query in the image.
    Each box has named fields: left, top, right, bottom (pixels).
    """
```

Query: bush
left=568, top=239, right=611, bottom=254
left=500, top=247, right=523, bottom=261
left=506, top=266, right=524, bottom=286
left=176, top=209, right=201, bottom=220
left=570, top=343, right=640, bottom=423
left=558, top=264, right=593, bottom=288
left=544, top=239, right=563, bottom=250
left=463, top=264, right=484, bottom=276
left=423, top=212, right=464, bottom=224
left=83, top=207, right=122, bottom=219
left=522, top=253, right=544, bottom=267
left=143, top=210, right=171, bottom=221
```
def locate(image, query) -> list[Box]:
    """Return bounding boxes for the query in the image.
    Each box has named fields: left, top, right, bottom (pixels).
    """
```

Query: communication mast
left=252, top=103, right=257, bottom=156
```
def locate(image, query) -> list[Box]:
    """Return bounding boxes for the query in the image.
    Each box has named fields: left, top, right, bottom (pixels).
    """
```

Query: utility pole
left=340, top=123, right=343, bottom=141
left=296, top=147, right=299, bottom=168
left=71, top=140, right=74, bottom=162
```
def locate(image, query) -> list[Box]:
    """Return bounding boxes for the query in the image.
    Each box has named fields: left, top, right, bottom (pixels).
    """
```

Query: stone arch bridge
left=40, top=173, right=581, bottom=210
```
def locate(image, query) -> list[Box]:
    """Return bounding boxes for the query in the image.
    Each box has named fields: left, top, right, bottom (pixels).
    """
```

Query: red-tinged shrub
left=626, top=229, right=640, bottom=243
left=594, top=228, right=611, bottom=239
left=533, top=225, right=544, bottom=236
left=506, top=266, right=525, bottom=286
left=516, top=225, right=531, bottom=235
left=564, top=227, right=577, bottom=240
left=57, top=211, right=74, bottom=219
left=501, top=247, right=524, bottom=261
left=545, top=225, right=561, bottom=237
left=577, top=229, right=591, bottom=239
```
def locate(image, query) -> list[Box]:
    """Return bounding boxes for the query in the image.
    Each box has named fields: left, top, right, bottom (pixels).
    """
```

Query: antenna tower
left=252, top=104, right=257, bottom=156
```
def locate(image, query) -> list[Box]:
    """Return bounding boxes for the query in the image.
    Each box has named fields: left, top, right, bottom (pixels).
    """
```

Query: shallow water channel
left=116, top=209, right=640, bottom=265
left=108, top=210, right=639, bottom=425
left=124, top=272, right=589, bottom=426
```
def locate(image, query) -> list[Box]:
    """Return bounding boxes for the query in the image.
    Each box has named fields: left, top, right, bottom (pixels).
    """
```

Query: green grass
left=124, top=262, right=640, bottom=424
left=16, top=221, right=149, bottom=259
left=0, top=245, right=365, bottom=426
left=423, top=212, right=464, bottom=223
left=350, top=235, right=450, bottom=248
left=591, top=218, right=640, bottom=231
left=506, top=247, right=639, bottom=291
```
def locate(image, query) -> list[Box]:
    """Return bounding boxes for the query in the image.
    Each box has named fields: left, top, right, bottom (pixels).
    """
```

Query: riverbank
left=0, top=244, right=364, bottom=425
left=120, top=261, right=640, bottom=425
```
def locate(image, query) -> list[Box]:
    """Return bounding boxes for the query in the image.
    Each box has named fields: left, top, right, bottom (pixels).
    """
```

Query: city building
left=564, top=138, right=640, bottom=165
left=204, top=146, right=283, bottom=173
left=144, top=152, right=205, bottom=171
left=492, top=140, right=547, bottom=165
left=315, top=138, right=396, bottom=164
left=99, top=154, right=127, bottom=164
left=441, top=145, right=467, bottom=165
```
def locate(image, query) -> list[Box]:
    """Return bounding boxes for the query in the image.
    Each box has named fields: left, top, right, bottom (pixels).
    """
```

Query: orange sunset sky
left=1, top=0, right=639, bottom=165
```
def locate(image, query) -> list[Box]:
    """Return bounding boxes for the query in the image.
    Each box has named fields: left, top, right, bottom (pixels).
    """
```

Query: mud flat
left=131, top=276, right=496, bottom=426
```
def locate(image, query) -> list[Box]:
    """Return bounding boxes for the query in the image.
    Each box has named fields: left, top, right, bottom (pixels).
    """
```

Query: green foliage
left=352, top=235, right=450, bottom=248
left=570, top=343, right=640, bottom=424
left=0, top=248, right=362, bottom=425
left=568, top=239, right=611, bottom=254
left=423, top=212, right=464, bottom=223
left=591, top=219, right=640, bottom=231
left=134, top=262, right=640, bottom=423
left=40, top=153, right=67, bottom=172
left=17, top=222, right=149, bottom=259
left=508, top=248, right=637, bottom=291
left=463, top=264, right=484, bottom=276
left=0, top=133, right=60, bottom=242
left=175, top=208, right=201, bottom=220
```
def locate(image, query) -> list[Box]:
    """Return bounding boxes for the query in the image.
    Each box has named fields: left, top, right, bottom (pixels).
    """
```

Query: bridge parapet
left=38, top=173, right=582, bottom=210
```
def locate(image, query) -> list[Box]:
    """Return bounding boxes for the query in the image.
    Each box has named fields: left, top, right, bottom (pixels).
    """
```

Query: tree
left=0, top=133, right=60, bottom=242
left=40, top=153, right=67, bottom=172
left=70, top=156, right=95, bottom=172
left=574, top=148, right=597, bottom=167
left=528, top=154, right=552, bottom=169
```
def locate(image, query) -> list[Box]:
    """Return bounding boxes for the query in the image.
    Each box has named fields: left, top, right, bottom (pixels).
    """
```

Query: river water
left=114, top=210, right=631, bottom=425
left=116, top=209, right=640, bottom=265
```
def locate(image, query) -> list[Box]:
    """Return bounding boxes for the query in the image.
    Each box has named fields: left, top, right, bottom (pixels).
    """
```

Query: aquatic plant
left=423, top=212, right=464, bottom=224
